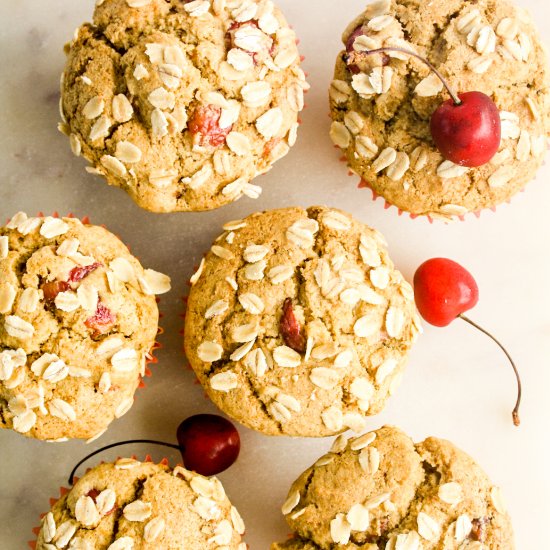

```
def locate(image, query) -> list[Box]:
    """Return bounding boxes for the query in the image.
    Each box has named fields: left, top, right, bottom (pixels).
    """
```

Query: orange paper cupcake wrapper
left=139, top=300, right=164, bottom=389
left=181, top=265, right=212, bottom=396
left=357, top=175, right=506, bottom=223
left=4, top=211, right=90, bottom=226
left=333, top=138, right=534, bottom=223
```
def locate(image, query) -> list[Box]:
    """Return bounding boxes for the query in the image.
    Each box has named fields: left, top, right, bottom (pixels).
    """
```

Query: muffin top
left=60, top=0, right=307, bottom=213
left=0, top=213, right=170, bottom=441
left=330, top=0, right=550, bottom=220
left=184, top=207, right=421, bottom=437
left=36, top=459, right=246, bottom=550
left=274, top=426, right=514, bottom=549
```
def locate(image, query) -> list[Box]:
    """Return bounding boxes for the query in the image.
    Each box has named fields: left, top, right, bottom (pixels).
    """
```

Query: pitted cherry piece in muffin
left=330, top=0, right=550, bottom=220
left=184, top=207, right=421, bottom=437
left=273, top=426, right=514, bottom=549
left=0, top=213, right=170, bottom=441
left=60, top=0, right=308, bottom=213
left=35, top=459, right=246, bottom=550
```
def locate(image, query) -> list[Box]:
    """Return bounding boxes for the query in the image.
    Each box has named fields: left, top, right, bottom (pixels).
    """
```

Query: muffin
left=35, top=458, right=246, bottom=549
left=329, top=0, right=550, bottom=220
left=273, top=426, right=514, bottom=549
left=0, top=212, right=170, bottom=441
left=184, top=206, right=421, bottom=437
left=60, top=0, right=307, bottom=213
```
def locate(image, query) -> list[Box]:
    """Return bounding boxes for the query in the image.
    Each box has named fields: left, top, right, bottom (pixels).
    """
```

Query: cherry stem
left=363, top=46, right=462, bottom=106
left=459, top=315, right=522, bottom=427
left=68, top=440, right=179, bottom=485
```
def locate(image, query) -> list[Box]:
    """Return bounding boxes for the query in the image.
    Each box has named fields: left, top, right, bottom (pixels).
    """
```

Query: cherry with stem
left=352, top=45, right=502, bottom=167
left=68, top=414, right=241, bottom=485
left=414, top=258, right=522, bottom=426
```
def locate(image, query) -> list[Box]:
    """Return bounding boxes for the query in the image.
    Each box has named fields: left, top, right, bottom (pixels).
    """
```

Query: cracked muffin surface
left=330, top=0, right=550, bottom=220
left=184, top=206, right=421, bottom=437
left=35, top=459, right=246, bottom=550
left=272, top=426, right=514, bottom=549
left=60, top=0, right=307, bottom=213
left=0, top=213, right=170, bottom=441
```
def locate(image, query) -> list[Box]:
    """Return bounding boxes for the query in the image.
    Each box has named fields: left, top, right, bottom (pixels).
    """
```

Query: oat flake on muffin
left=184, top=206, right=421, bottom=437
left=330, top=0, right=550, bottom=220
left=60, top=0, right=308, bottom=213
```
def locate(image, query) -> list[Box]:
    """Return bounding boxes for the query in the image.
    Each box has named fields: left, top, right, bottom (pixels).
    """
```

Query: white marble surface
left=0, top=1, right=549, bottom=548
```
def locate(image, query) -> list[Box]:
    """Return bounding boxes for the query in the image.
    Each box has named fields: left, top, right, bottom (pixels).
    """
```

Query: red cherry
left=177, top=414, right=240, bottom=476
left=430, top=92, right=501, bottom=167
left=68, top=415, right=241, bottom=485
left=413, top=257, right=522, bottom=426
left=358, top=47, right=501, bottom=167
left=413, top=258, right=478, bottom=327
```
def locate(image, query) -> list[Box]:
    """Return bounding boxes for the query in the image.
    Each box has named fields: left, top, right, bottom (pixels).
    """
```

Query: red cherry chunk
left=85, top=302, right=116, bottom=335
left=85, top=489, right=100, bottom=500
left=345, top=25, right=364, bottom=53
left=68, top=262, right=102, bottom=283
left=85, top=488, right=115, bottom=515
left=470, top=517, right=488, bottom=542
left=262, top=137, right=282, bottom=160
left=413, top=258, right=479, bottom=327
left=430, top=91, right=501, bottom=167
left=42, top=281, right=70, bottom=302
left=188, top=105, right=231, bottom=148
left=280, top=298, right=306, bottom=353
left=176, top=414, right=240, bottom=477
left=227, top=20, right=275, bottom=58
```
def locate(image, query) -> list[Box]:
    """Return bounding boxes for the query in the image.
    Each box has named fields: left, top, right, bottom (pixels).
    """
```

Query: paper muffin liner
left=30, top=455, right=249, bottom=549
left=334, top=146, right=537, bottom=224
left=29, top=455, right=173, bottom=549
left=180, top=266, right=210, bottom=397
left=180, top=294, right=191, bottom=373
left=137, top=311, right=163, bottom=391
left=357, top=173, right=503, bottom=224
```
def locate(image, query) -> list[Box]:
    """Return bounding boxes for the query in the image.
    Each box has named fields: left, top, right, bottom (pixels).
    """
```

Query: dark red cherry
left=430, top=91, right=501, bottom=167
left=413, top=258, right=478, bottom=327
left=358, top=47, right=501, bottom=167
left=176, top=414, right=240, bottom=476
left=68, top=415, right=241, bottom=485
